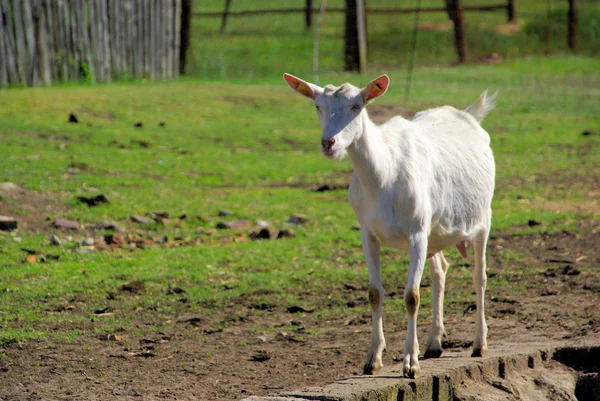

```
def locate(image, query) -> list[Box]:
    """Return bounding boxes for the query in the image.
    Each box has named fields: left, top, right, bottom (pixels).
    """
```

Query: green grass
left=189, top=0, right=600, bottom=81
left=1, top=29, right=599, bottom=347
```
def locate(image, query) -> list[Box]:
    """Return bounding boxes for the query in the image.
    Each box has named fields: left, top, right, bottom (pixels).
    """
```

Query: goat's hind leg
left=361, top=230, right=386, bottom=375
left=424, top=251, right=449, bottom=358
left=471, top=226, right=490, bottom=357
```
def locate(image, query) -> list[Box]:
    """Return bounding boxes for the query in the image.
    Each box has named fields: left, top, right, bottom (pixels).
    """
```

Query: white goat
left=283, top=73, right=496, bottom=378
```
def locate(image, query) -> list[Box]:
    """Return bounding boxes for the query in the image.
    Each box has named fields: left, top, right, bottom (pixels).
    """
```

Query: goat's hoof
left=363, top=361, right=383, bottom=375
left=471, top=347, right=488, bottom=358
left=402, top=354, right=421, bottom=378
left=423, top=348, right=443, bottom=359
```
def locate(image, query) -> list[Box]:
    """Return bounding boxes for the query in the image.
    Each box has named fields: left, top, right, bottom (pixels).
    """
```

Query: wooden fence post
left=344, top=0, right=359, bottom=71
left=507, top=0, right=516, bottom=22
left=180, top=0, right=191, bottom=74
left=450, top=0, right=467, bottom=63
left=305, top=0, right=313, bottom=28
left=220, top=0, right=231, bottom=33
left=567, top=0, right=577, bottom=51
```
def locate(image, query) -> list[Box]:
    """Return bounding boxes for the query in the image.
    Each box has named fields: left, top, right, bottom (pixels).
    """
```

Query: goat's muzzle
left=322, top=137, right=336, bottom=151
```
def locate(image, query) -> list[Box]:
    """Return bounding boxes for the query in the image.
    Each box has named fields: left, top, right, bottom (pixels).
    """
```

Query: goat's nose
left=322, top=137, right=336, bottom=150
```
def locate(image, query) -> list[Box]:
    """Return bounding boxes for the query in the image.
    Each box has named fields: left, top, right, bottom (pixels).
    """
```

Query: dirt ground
left=1, top=106, right=599, bottom=400
left=1, top=217, right=598, bottom=401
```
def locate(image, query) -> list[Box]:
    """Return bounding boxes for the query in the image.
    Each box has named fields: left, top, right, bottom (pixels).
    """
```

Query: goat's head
left=284, top=74, right=389, bottom=159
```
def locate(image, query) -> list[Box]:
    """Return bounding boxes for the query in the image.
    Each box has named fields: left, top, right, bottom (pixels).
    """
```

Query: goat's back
left=411, top=105, right=495, bottom=240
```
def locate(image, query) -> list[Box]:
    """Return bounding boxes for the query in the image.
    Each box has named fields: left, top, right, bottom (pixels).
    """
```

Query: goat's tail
left=465, top=89, right=498, bottom=124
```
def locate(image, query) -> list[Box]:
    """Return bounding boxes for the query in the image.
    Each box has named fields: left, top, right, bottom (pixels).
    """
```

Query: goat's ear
left=361, top=75, right=389, bottom=103
left=283, top=73, right=322, bottom=100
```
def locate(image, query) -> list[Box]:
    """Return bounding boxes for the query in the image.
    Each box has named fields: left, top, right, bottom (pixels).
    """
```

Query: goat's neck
left=347, top=110, right=397, bottom=191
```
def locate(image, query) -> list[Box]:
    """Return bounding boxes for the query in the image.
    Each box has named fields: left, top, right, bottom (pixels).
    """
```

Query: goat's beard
left=322, top=147, right=347, bottom=161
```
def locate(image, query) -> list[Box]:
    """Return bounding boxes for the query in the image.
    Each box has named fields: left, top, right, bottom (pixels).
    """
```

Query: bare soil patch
left=1, top=218, right=599, bottom=401
left=0, top=182, right=70, bottom=233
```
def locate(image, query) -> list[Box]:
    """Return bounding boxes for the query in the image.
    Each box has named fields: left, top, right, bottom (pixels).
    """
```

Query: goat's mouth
left=322, top=146, right=345, bottom=160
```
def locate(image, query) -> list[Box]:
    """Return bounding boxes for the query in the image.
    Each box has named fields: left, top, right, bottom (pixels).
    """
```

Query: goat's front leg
left=424, top=251, right=449, bottom=358
left=361, top=230, right=385, bottom=375
left=403, top=231, right=428, bottom=378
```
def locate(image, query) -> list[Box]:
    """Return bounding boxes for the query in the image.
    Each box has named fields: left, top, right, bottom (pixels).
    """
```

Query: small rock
left=562, top=265, right=580, bottom=276
left=147, top=211, right=169, bottom=222
left=77, top=246, right=95, bottom=253
left=218, top=210, right=233, bottom=217
left=216, top=220, right=252, bottom=230
left=277, top=229, right=295, bottom=239
left=196, top=228, right=216, bottom=236
left=53, top=218, right=80, bottom=230
left=104, top=233, right=125, bottom=246
left=249, top=227, right=278, bottom=240
left=13, top=237, right=21, bottom=242
left=287, top=305, right=315, bottom=314
left=132, top=139, right=151, bottom=148
left=68, top=113, right=79, bottom=123
left=275, top=332, right=289, bottom=341
left=120, top=281, right=145, bottom=294
left=288, top=214, right=309, bottom=225
left=81, top=237, right=95, bottom=246
left=49, top=234, right=62, bottom=245
left=131, top=215, right=151, bottom=224
left=93, top=221, right=124, bottom=232
left=76, top=194, right=109, bottom=207
left=0, top=216, right=18, bottom=231
left=250, top=350, right=271, bottom=362
left=256, top=220, right=270, bottom=228
left=152, top=236, right=167, bottom=244
left=351, top=224, right=361, bottom=231
left=25, top=255, right=37, bottom=263
left=66, top=168, right=80, bottom=175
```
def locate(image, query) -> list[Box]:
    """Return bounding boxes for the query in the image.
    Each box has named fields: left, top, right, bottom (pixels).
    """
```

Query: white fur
left=284, top=73, right=496, bottom=378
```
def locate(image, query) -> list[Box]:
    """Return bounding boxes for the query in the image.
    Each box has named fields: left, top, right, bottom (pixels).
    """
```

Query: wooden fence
left=0, top=0, right=183, bottom=87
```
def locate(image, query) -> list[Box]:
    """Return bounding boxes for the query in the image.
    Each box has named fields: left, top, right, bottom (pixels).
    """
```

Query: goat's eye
left=351, top=104, right=361, bottom=111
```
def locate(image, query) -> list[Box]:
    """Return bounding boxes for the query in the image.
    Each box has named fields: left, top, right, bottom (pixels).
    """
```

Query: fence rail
left=0, top=0, right=183, bottom=87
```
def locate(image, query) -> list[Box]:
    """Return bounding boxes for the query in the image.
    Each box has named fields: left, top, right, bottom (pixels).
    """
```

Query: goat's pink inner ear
left=296, top=82, right=310, bottom=96
left=363, top=75, right=389, bottom=102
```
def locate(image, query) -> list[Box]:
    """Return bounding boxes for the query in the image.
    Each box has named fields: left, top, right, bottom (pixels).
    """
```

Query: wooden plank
left=136, top=0, right=143, bottom=78
left=0, top=0, right=7, bottom=86
left=37, top=0, right=52, bottom=85
left=44, top=0, right=56, bottom=82
left=192, top=5, right=508, bottom=17
left=174, top=0, right=182, bottom=76
left=150, top=0, right=157, bottom=80
left=164, top=0, right=173, bottom=78
left=58, top=0, right=69, bottom=81
left=68, top=0, right=78, bottom=81
left=12, top=0, right=28, bottom=83
left=22, top=0, right=37, bottom=86
left=63, top=0, right=75, bottom=81
left=102, top=0, right=111, bottom=82
left=3, top=0, right=19, bottom=84
left=81, top=0, right=94, bottom=82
